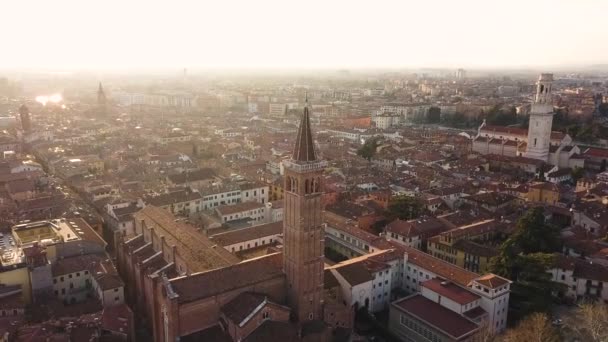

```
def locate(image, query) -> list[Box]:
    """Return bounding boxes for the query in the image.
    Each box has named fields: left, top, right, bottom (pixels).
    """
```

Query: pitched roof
left=473, top=274, right=510, bottom=289
left=210, top=221, right=282, bottom=246
left=292, top=100, right=317, bottom=162
left=134, top=206, right=239, bottom=272
left=220, top=292, right=267, bottom=324
left=334, top=261, right=373, bottom=286
left=243, top=320, right=298, bottom=342
left=168, top=168, right=217, bottom=184
left=215, top=201, right=265, bottom=216
left=393, top=295, right=479, bottom=339
left=169, top=252, right=284, bottom=304
left=421, top=278, right=480, bottom=305
left=386, top=217, right=447, bottom=238
left=403, top=246, right=480, bottom=287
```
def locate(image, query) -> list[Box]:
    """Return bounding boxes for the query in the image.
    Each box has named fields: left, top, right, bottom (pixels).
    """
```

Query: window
left=115, top=296, right=120, bottom=301
left=60, top=277, right=64, bottom=282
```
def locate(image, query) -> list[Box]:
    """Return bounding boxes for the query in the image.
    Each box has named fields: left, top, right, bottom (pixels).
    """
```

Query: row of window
left=54, top=271, right=89, bottom=283
left=400, top=315, right=441, bottom=342
left=230, top=238, right=276, bottom=252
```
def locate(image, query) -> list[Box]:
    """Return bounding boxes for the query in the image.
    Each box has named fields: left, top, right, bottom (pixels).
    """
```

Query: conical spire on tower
left=292, top=93, right=317, bottom=162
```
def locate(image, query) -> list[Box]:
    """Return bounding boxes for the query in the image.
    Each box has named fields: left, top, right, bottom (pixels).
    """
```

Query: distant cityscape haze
left=2, top=0, right=607, bottom=70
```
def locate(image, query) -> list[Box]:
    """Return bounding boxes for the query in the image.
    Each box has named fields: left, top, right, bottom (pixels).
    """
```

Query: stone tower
left=283, top=97, right=326, bottom=322
left=525, top=73, right=554, bottom=161
left=19, top=104, right=31, bottom=133
left=97, top=82, right=107, bottom=115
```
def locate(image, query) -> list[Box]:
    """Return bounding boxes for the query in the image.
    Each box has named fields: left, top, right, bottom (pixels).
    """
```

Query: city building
left=115, top=101, right=353, bottom=341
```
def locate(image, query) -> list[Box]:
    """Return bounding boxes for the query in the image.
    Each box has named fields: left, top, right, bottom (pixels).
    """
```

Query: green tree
left=598, top=102, right=608, bottom=116
left=427, top=107, right=441, bottom=123
left=511, top=207, right=561, bottom=254
left=386, top=196, right=424, bottom=220
left=485, top=105, right=518, bottom=126
left=571, top=166, right=584, bottom=182
left=491, top=208, right=563, bottom=320
left=356, top=138, right=379, bottom=161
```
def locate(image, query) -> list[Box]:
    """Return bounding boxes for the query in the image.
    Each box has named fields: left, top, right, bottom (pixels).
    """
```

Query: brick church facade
left=115, top=100, right=354, bottom=341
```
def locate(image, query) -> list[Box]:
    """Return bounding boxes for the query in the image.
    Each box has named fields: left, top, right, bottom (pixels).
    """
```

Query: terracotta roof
left=393, top=295, right=479, bottom=339
left=101, top=304, right=132, bottom=335
left=169, top=252, right=284, bottom=304
left=481, top=125, right=527, bottom=136
left=441, top=219, right=497, bottom=240
left=221, top=292, right=267, bottom=324
left=181, top=325, right=232, bottom=342
left=334, top=261, right=373, bottom=286
left=421, top=278, right=480, bottom=305
left=292, top=101, right=317, bottom=162
left=386, top=217, right=447, bottom=238
left=473, top=274, right=510, bottom=289
left=572, top=259, right=608, bottom=282
left=52, top=253, right=107, bottom=277
left=464, top=192, right=516, bottom=207
left=146, top=188, right=202, bottom=207
left=530, top=182, right=560, bottom=192
left=210, top=221, right=282, bottom=246
left=463, top=306, right=488, bottom=320
left=243, top=320, right=298, bottom=342
left=452, top=240, right=498, bottom=258
left=324, top=218, right=382, bottom=244
left=583, top=147, right=608, bottom=158
left=134, top=206, right=239, bottom=272
left=403, top=246, right=479, bottom=287
left=215, top=201, right=265, bottom=216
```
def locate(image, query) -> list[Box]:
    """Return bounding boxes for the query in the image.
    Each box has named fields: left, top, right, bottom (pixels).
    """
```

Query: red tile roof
left=393, top=295, right=479, bottom=339
left=473, top=274, right=510, bottom=289
left=403, top=246, right=479, bottom=287
left=169, top=253, right=284, bottom=304
left=421, top=278, right=480, bottom=305
left=210, top=221, right=282, bottom=246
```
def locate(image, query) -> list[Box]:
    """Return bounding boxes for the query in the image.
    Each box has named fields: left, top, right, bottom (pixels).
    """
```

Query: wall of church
left=225, top=302, right=291, bottom=341
left=175, top=275, right=286, bottom=337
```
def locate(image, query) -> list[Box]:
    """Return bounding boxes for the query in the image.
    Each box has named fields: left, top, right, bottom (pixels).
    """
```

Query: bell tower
left=525, top=73, right=555, bottom=161
left=97, top=82, right=107, bottom=116
left=283, top=96, right=326, bottom=322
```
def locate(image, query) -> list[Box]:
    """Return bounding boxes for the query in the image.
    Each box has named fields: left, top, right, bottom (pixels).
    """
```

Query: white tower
left=525, top=73, right=554, bottom=161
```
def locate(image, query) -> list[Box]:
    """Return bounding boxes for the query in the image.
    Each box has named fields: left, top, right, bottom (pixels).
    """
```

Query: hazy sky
left=3, top=0, right=607, bottom=70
